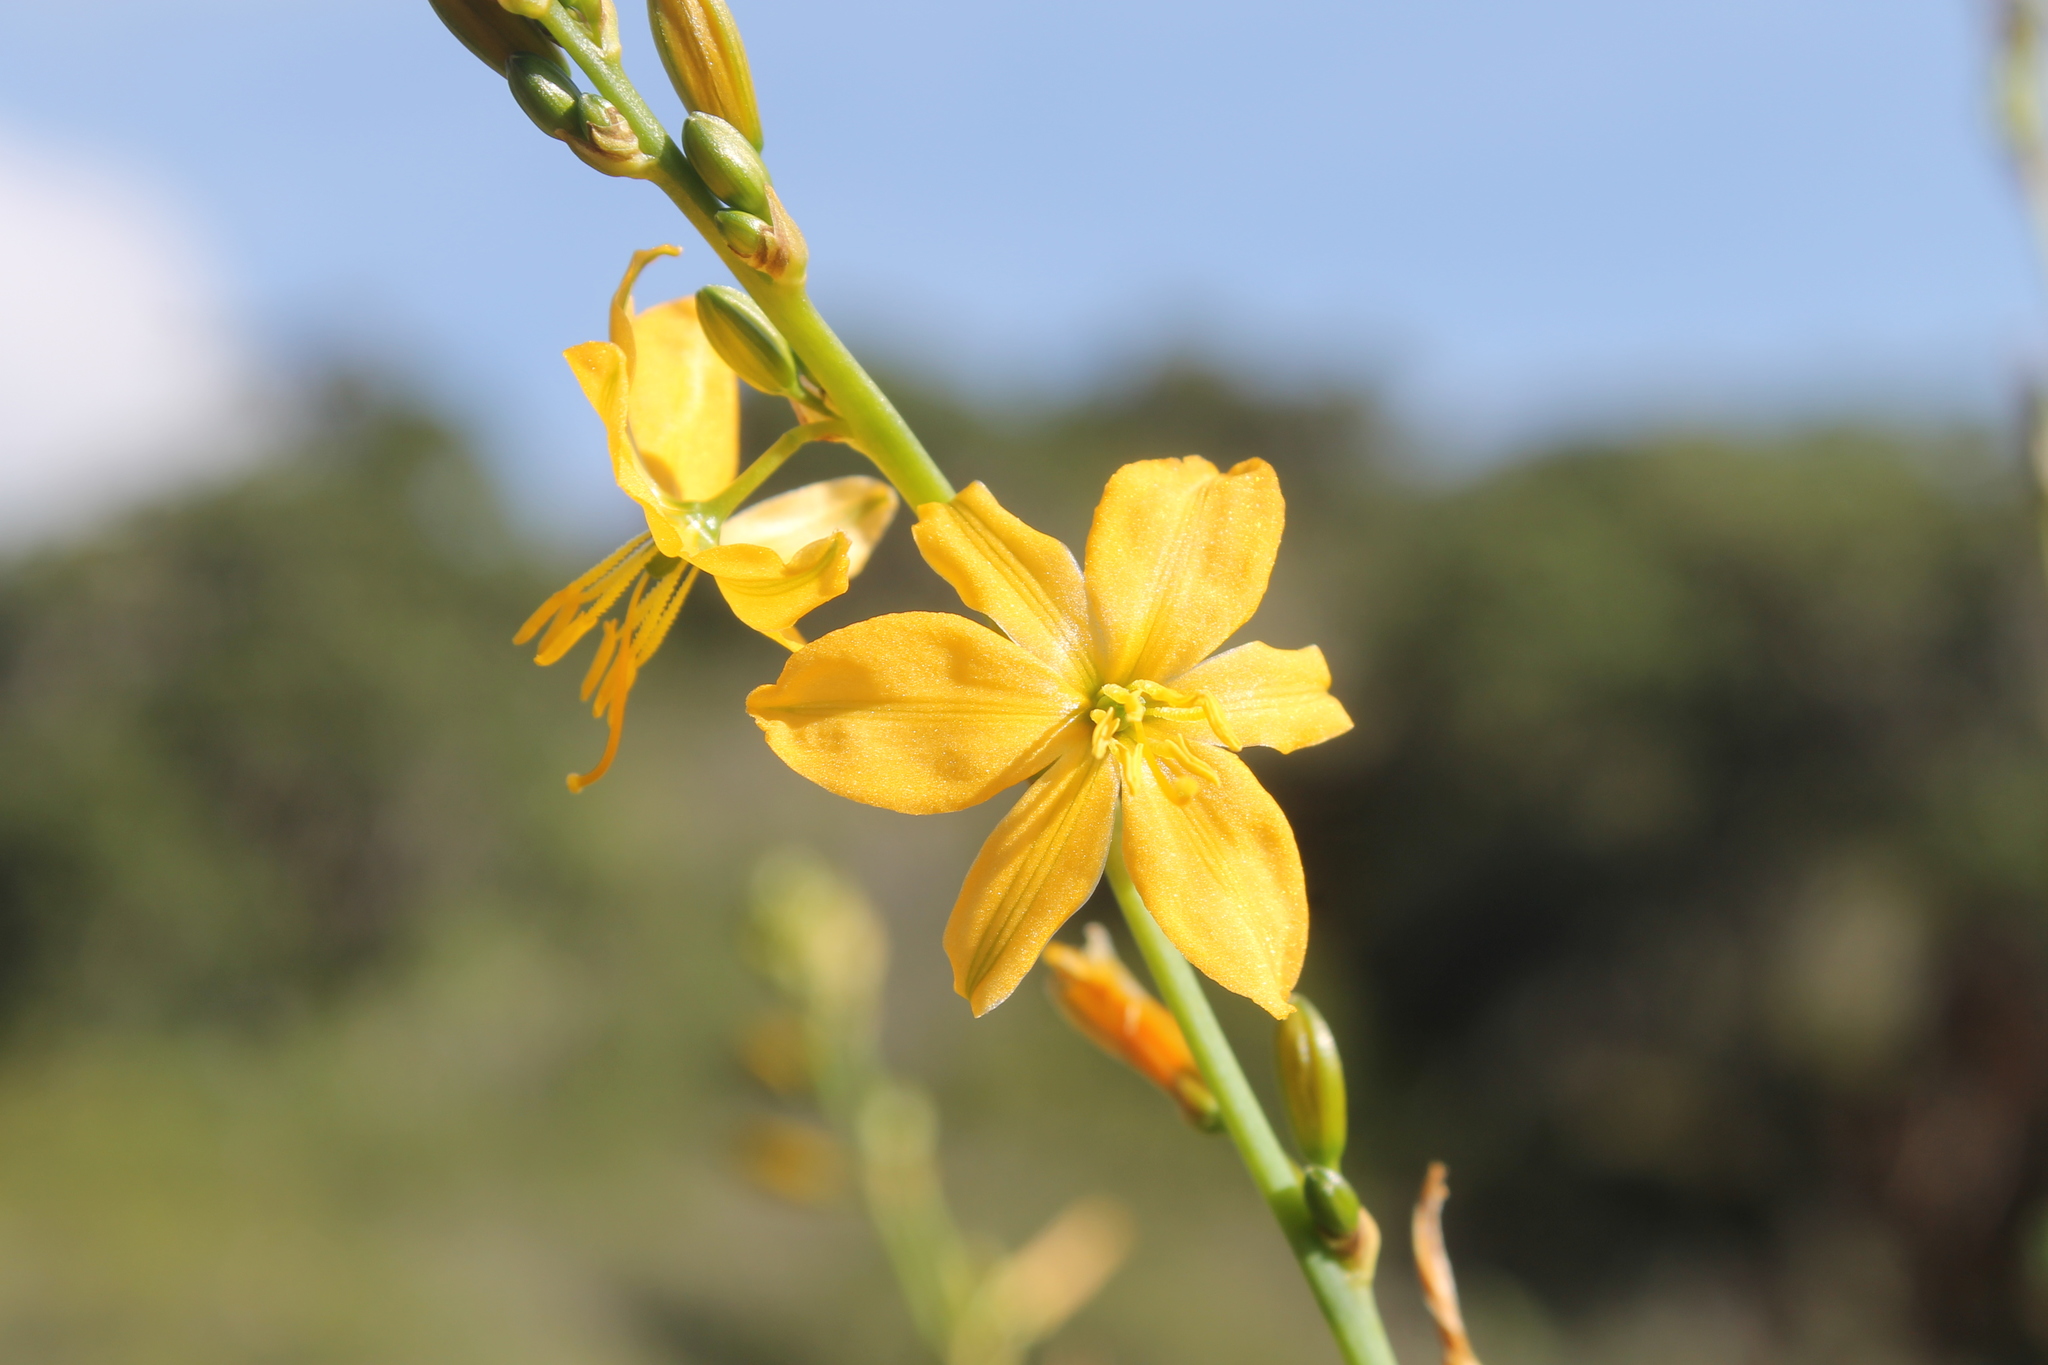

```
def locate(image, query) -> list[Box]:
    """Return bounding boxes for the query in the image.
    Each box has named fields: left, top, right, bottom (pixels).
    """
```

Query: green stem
left=535, top=2, right=954, bottom=509
left=1107, top=834, right=1401, bottom=1365
left=707, top=420, right=850, bottom=517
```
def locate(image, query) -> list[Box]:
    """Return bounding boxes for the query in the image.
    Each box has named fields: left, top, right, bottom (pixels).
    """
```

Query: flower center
left=1089, top=680, right=1241, bottom=803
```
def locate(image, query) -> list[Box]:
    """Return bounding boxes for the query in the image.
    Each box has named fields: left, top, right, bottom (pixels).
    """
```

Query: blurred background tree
left=0, top=365, right=2041, bottom=1364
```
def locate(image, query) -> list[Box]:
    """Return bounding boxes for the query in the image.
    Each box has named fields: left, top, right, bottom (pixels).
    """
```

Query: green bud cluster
left=682, top=113, right=805, bottom=280
left=1276, top=994, right=1376, bottom=1268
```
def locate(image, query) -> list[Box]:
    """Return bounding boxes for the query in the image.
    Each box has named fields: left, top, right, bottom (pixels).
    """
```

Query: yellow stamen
left=516, top=533, right=661, bottom=665
left=532, top=552, right=700, bottom=789
left=1088, top=679, right=1239, bottom=799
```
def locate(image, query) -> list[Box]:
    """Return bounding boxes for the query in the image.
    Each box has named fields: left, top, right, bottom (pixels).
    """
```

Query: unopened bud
left=1275, top=992, right=1347, bottom=1169
left=1304, top=1165, right=1380, bottom=1275
left=717, top=197, right=804, bottom=282
left=683, top=112, right=771, bottom=217
left=716, top=209, right=770, bottom=258
left=696, top=286, right=798, bottom=395
left=1302, top=1165, right=1360, bottom=1242
left=649, top=0, right=763, bottom=148
left=1044, top=924, right=1220, bottom=1131
left=428, top=0, right=559, bottom=75
left=508, top=53, right=582, bottom=140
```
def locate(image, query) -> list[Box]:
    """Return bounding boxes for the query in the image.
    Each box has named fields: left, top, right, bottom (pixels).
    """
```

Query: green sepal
left=682, top=112, right=771, bottom=217
left=1275, top=993, right=1347, bottom=1169
left=696, top=286, right=799, bottom=396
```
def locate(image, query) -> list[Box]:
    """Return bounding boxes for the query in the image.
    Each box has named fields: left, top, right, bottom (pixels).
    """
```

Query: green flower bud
left=716, top=210, right=770, bottom=260
left=427, top=0, right=559, bottom=76
left=507, top=53, right=581, bottom=140
left=1275, top=993, right=1347, bottom=1169
left=696, top=285, right=798, bottom=395
left=648, top=0, right=763, bottom=148
left=683, top=112, right=771, bottom=217
left=1302, top=1165, right=1361, bottom=1247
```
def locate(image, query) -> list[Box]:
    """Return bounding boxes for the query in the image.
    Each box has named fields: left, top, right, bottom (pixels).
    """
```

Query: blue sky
left=0, top=0, right=2040, bottom=532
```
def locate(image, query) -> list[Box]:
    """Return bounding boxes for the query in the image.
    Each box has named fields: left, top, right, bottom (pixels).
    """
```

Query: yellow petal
left=913, top=482, right=1096, bottom=693
left=606, top=245, right=681, bottom=359
left=723, top=475, right=899, bottom=575
left=565, top=341, right=689, bottom=556
left=694, top=534, right=850, bottom=641
left=946, top=750, right=1117, bottom=1015
left=1120, top=749, right=1306, bottom=1018
left=1084, top=456, right=1284, bottom=686
left=747, top=612, right=1087, bottom=814
left=1170, top=642, right=1354, bottom=754
left=627, top=296, right=739, bottom=503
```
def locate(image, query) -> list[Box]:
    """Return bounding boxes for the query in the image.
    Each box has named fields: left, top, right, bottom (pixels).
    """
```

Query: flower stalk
left=1106, top=831, right=1401, bottom=1365
left=524, top=0, right=953, bottom=508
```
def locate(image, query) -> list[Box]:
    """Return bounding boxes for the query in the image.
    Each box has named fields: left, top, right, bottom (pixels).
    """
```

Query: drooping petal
left=565, top=341, right=689, bottom=555
left=627, top=296, right=739, bottom=503
left=1170, top=642, right=1354, bottom=754
left=945, top=750, right=1117, bottom=1015
left=605, top=244, right=680, bottom=359
left=1120, top=748, right=1306, bottom=1018
left=694, top=534, right=849, bottom=644
left=1084, top=456, right=1284, bottom=686
left=747, top=612, right=1087, bottom=815
left=913, top=482, right=1096, bottom=694
left=723, top=475, right=899, bottom=575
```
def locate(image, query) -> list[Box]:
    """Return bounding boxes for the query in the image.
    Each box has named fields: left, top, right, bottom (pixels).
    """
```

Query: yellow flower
left=746, top=456, right=1352, bottom=1017
left=518, top=245, right=898, bottom=791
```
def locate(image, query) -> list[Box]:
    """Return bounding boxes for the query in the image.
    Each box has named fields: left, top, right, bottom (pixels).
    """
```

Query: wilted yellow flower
left=1413, top=1162, right=1481, bottom=1365
left=519, top=246, right=897, bottom=790
left=747, top=457, right=1351, bottom=1016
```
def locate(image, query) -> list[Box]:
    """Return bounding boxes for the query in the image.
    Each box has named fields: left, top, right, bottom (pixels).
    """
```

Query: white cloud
left=0, top=129, right=259, bottom=548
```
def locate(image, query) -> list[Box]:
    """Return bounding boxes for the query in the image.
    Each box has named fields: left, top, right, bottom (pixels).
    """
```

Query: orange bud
left=1043, top=923, right=1219, bottom=1129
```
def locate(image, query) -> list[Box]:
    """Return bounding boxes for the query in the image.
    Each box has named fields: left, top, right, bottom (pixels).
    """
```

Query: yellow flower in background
left=747, top=456, right=1351, bottom=1017
left=519, top=246, right=898, bottom=791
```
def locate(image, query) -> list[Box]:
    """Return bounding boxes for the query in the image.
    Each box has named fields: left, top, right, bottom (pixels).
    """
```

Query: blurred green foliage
left=0, top=368, right=2042, bottom=1364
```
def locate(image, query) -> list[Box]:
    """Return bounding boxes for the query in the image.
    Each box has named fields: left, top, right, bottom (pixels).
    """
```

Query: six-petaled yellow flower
left=518, top=246, right=897, bottom=791
left=746, top=456, right=1352, bottom=1018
